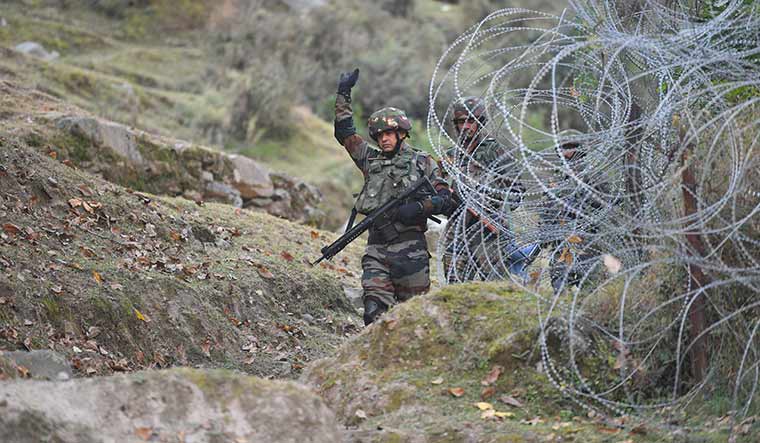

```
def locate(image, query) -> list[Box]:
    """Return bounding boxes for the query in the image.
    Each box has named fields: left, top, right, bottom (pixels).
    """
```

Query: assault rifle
left=311, top=177, right=440, bottom=266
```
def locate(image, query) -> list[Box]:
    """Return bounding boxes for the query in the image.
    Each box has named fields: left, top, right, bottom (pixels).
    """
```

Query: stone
left=0, top=368, right=342, bottom=443
left=0, top=17, right=7, bottom=27
left=56, top=117, right=144, bottom=165
left=13, top=42, right=59, bottom=61
left=191, top=225, right=216, bottom=243
left=205, top=181, right=243, bottom=208
left=342, top=286, right=364, bottom=310
left=228, top=154, right=274, bottom=199
left=1, top=350, right=73, bottom=381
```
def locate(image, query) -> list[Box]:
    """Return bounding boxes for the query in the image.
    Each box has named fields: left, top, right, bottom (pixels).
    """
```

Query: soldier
left=440, top=96, right=537, bottom=282
left=542, top=129, right=613, bottom=291
left=334, top=68, right=452, bottom=325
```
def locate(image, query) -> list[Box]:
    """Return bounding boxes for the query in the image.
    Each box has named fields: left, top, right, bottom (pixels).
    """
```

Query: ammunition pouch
left=369, top=211, right=400, bottom=244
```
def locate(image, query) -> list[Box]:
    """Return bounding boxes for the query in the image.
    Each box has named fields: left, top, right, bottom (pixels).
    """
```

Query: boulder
left=56, top=116, right=144, bottom=165
left=0, top=368, right=342, bottom=443
left=48, top=113, right=323, bottom=225
left=205, top=180, right=244, bottom=208
left=0, top=350, right=73, bottom=381
left=229, top=154, right=275, bottom=199
left=13, top=41, right=60, bottom=61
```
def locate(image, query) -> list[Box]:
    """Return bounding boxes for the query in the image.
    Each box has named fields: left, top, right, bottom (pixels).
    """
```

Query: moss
left=181, top=368, right=267, bottom=404
left=41, top=296, right=72, bottom=328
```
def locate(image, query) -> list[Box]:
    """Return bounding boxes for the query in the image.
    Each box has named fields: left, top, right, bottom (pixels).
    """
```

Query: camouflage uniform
left=334, top=88, right=449, bottom=318
left=541, top=130, right=612, bottom=290
left=440, top=97, right=528, bottom=281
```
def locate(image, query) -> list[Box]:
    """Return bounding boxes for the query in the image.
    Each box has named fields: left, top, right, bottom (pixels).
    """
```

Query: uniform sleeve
left=335, top=94, right=370, bottom=174
left=420, top=154, right=449, bottom=193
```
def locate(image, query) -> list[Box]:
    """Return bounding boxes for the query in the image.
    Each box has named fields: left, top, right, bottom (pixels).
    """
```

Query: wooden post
left=680, top=143, right=710, bottom=382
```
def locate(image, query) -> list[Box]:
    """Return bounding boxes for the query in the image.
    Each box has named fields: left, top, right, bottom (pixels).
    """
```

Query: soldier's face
left=453, top=114, right=480, bottom=140
left=377, top=130, right=403, bottom=152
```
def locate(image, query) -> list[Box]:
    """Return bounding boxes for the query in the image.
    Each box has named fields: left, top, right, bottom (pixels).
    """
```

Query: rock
left=13, top=42, right=60, bottom=61
left=0, top=17, right=7, bottom=27
left=0, top=368, right=342, bottom=443
left=205, top=181, right=243, bottom=208
left=56, top=116, right=144, bottom=165
left=266, top=172, right=325, bottom=225
left=229, top=154, right=274, bottom=199
left=342, top=286, right=364, bottom=310
left=0, top=350, right=73, bottom=381
left=191, top=225, right=216, bottom=243
left=44, top=109, right=321, bottom=225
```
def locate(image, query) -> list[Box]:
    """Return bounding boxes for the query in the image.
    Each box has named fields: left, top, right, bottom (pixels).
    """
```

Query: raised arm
left=334, top=68, right=370, bottom=173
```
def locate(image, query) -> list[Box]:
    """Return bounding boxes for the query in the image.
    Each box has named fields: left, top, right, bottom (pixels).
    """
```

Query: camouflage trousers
left=361, top=234, right=431, bottom=308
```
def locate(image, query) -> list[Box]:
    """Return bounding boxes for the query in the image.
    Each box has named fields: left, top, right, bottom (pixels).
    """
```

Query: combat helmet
left=452, top=96, right=487, bottom=124
left=368, top=107, right=412, bottom=141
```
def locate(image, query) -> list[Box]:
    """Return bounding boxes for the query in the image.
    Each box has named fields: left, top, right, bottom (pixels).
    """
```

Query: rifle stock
left=311, top=177, right=437, bottom=266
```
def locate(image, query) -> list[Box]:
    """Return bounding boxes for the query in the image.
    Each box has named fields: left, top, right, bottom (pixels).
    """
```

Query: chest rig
left=355, top=146, right=424, bottom=215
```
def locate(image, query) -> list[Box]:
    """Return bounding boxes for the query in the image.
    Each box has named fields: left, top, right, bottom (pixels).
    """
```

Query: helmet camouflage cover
left=453, top=96, right=487, bottom=122
left=368, top=107, right=412, bottom=140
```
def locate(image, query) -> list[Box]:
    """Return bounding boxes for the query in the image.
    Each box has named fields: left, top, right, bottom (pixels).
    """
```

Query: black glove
left=337, top=68, right=360, bottom=99
left=396, top=201, right=424, bottom=225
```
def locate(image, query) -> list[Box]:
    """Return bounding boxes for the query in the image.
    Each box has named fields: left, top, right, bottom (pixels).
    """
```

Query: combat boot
left=363, top=297, right=388, bottom=326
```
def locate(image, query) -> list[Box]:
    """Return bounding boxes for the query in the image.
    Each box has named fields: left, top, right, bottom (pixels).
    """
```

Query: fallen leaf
left=474, top=402, right=493, bottom=411
left=431, top=377, right=444, bottom=385
left=169, top=231, right=182, bottom=242
left=78, top=184, right=94, bottom=197
left=201, top=339, right=212, bottom=357
left=68, top=198, right=83, bottom=209
left=135, top=427, right=153, bottom=441
left=603, top=254, right=622, bottom=274
left=50, top=285, right=63, bottom=295
left=559, top=248, right=574, bottom=265
left=481, top=365, right=504, bottom=386
left=110, top=283, right=124, bottom=291
left=281, top=251, right=294, bottom=262
left=481, top=386, right=496, bottom=400
left=79, top=246, right=97, bottom=258
left=2, top=223, right=20, bottom=236
left=448, top=387, right=465, bottom=397
left=134, top=308, right=150, bottom=322
left=310, top=231, right=320, bottom=240
left=494, top=411, right=515, bottom=419
left=481, top=409, right=497, bottom=420
left=355, top=409, right=368, bottom=419
left=499, top=395, right=524, bottom=408
left=92, top=271, right=103, bottom=284
left=597, top=426, right=621, bottom=435
left=16, top=365, right=30, bottom=378
left=257, top=266, right=274, bottom=279
left=567, top=234, right=583, bottom=244
left=48, top=151, right=57, bottom=160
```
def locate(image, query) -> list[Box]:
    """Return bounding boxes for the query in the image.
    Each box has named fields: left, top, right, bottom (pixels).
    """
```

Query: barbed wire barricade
left=428, top=0, right=759, bottom=422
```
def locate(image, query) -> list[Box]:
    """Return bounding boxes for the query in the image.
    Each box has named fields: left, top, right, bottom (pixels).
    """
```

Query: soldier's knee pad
left=363, top=298, right=388, bottom=326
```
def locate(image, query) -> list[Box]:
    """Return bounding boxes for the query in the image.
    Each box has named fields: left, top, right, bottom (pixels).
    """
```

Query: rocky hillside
left=0, top=85, right=366, bottom=380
